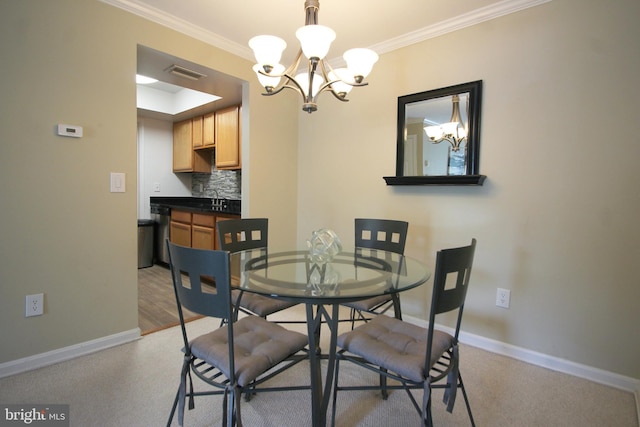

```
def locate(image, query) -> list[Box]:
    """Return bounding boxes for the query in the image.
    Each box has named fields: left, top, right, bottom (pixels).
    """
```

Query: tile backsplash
left=192, top=169, right=241, bottom=199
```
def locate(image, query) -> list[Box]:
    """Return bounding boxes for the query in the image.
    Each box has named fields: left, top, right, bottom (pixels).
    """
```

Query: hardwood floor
left=137, top=264, right=202, bottom=335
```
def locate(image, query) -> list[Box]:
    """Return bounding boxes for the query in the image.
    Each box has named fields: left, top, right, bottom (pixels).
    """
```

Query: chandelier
left=248, top=0, right=379, bottom=114
left=424, top=95, right=468, bottom=152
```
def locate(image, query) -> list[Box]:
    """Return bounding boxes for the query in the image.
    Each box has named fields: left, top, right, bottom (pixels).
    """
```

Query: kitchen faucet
left=211, top=189, right=221, bottom=210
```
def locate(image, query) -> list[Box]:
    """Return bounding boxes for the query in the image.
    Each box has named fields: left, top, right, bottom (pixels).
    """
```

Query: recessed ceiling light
left=136, top=74, right=158, bottom=84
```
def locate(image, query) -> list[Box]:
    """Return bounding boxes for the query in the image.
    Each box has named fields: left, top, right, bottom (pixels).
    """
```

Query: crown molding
left=372, top=0, right=552, bottom=54
left=100, top=0, right=253, bottom=60
left=102, top=0, right=551, bottom=61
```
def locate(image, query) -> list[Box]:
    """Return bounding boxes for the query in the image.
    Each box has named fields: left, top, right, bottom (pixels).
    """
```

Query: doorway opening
left=136, top=45, right=246, bottom=334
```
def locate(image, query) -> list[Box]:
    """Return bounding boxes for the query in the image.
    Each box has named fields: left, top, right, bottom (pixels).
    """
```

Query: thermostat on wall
left=57, top=124, right=83, bottom=138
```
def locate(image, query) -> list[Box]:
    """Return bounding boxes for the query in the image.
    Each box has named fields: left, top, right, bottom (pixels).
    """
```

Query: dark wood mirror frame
left=384, top=80, right=486, bottom=186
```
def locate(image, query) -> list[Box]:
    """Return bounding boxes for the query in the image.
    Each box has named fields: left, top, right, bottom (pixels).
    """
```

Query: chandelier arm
left=306, top=58, right=320, bottom=104
left=325, top=87, right=350, bottom=102
left=318, top=60, right=368, bottom=88
left=314, top=60, right=343, bottom=101
left=260, top=83, right=295, bottom=97
left=255, top=49, right=306, bottom=97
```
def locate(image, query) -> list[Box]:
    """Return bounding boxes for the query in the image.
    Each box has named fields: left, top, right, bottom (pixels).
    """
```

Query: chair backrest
left=354, top=218, right=408, bottom=255
left=217, top=218, right=268, bottom=253
left=428, top=238, right=477, bottom=349
left=166, top=240, right=237, bottom=382
left=166, top=240, right=233, bottom=331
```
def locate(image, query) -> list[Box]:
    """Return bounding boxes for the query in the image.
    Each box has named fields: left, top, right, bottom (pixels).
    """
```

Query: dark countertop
left=150, top=197, right=241, bottom=216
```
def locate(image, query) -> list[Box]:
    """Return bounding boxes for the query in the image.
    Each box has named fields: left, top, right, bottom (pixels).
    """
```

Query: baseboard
left=404, top=314, right=640, bottom=415
left=0, top=328, right=141, bottom=379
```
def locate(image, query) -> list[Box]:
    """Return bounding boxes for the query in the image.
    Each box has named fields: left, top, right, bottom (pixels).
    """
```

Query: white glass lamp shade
left=425, top=126, right=444, bottom=141
left=344, top=48, right=379, bottom=80
left=249, top=35, right=287, bottom=69
left=252, top=64, right=285, bottom=89
left=295, top=72, right=325, bottom=97
left=441, top=122, right=460, bottom=137
left=328, top=68, right=354, bottom=96
left=457, top=126, right=468, bottom=139
left=296, top=25, right=336, bottom=60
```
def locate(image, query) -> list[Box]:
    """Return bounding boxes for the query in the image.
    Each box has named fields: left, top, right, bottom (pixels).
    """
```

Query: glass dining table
left=229, top=248, right=431, bottom=427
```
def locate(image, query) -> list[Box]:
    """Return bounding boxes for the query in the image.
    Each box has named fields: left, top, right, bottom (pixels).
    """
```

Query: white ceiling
left=123, top=0, right=549, bottom=119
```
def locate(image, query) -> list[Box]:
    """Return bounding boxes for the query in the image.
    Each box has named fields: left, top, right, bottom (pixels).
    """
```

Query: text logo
left=1, top=405, right=69, bottom=426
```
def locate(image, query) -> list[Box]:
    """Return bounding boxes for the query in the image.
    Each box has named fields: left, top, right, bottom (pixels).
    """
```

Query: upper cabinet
left=191, top=116, right=203, bottom=149
left=173, top=118, right=212, bottom=173
left=215, top=105, right=241, bottom=170
left=202, top=112, right=215, bottom=149
left=172, top=106, right=240, bottom=172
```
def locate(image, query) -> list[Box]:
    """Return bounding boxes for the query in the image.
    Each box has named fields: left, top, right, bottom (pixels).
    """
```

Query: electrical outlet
left=496, top=288, right=510, bottom=308
left=26, top=293, right=44, bottom=317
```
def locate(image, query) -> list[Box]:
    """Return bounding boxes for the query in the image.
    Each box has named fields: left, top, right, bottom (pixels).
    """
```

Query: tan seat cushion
left=190, top=315, right=308, bottom=387
left=337, top=315, right=453, bottom=383
left=342, top=295, right=392, bottom=311
left=232, top=289, right=296, bottom=317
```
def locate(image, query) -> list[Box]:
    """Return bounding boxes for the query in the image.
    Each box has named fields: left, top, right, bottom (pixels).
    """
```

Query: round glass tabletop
left=230, top=249, right=431, bottom=304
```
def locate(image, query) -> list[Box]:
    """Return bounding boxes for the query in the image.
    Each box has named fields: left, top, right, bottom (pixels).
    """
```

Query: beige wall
left=0, top=0, right=298, bottom=363
left=297, top=0, right=640, bottom=379
left=1, top=0, right=638, bottom=383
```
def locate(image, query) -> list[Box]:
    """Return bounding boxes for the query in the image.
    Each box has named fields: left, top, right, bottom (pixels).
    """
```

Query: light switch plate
left=110, top=172, right=125, bottom=193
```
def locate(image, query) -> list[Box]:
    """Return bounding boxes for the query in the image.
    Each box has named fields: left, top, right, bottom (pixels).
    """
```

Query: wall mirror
left=384, top=80, right=486, bottom=185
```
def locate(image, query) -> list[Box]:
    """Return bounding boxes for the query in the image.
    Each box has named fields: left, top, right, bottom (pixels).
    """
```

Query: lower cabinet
left=192, top=213, right=216, bottom=250
left=170, top=210, right=192, bottom=247
left=170, top=210, right=238, bottom=250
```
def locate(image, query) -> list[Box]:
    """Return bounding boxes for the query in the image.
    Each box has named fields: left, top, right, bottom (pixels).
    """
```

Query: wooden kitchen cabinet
left=201, top=112, right=215, bottom=148
left=170, top=210, right=192, bottom=247
left=191, top=212, right=216, bottom=250
left=191, top=116, right=204, bottom=149
left=173, top=118, right=211, bottom=172
left=215, top=105, right=241, bottom=170
left=170, top=210, right=231, bottom=250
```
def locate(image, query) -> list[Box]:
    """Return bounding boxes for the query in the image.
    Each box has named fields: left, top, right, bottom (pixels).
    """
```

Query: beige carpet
left=0, top=306, right=637, bottom=426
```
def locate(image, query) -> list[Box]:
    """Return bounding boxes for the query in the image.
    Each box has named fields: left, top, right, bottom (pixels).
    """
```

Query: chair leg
left=424, top=395, right=433, bottom=427
left=380, top=367, right=388, bottom=400
left=458, top=373, right=475, bottom=427
left=166, top=387, right=180, bottom=427
left=349, top=307, right=356, bottom=330
left=225, top=389, right=235, bottom=427
left=331, top=357, right=341, bottom=427
left=392, top=294, right=402, bottom=320
left=235, top=389, right=243, bottom=427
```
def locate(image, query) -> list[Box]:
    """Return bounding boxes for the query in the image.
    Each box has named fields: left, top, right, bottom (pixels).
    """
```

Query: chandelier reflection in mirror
left=424, top=94, right=468, bottom=152
left=248, top=0, right=379, bottom=114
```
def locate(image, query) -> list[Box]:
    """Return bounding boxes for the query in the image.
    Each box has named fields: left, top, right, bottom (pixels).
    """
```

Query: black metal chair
left=332, top=239, right=477, bottom=427
left=217, top=218, right=298, bottom=322
left=165, top=241, right=309, bottom=427
left=342, top=218, right=409, bottom=327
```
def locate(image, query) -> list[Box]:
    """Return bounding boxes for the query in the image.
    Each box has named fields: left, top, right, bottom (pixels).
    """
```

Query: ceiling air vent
left=164, top=64, right=207, bottom=81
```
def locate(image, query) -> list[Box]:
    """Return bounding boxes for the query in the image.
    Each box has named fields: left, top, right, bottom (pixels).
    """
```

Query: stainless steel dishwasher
left=150, top=204, right=170, bottom=264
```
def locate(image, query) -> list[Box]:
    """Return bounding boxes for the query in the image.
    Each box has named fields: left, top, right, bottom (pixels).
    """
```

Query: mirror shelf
left=385, top=80, right=486, bottom=186
left=383, top=174, right=486, bottom=186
